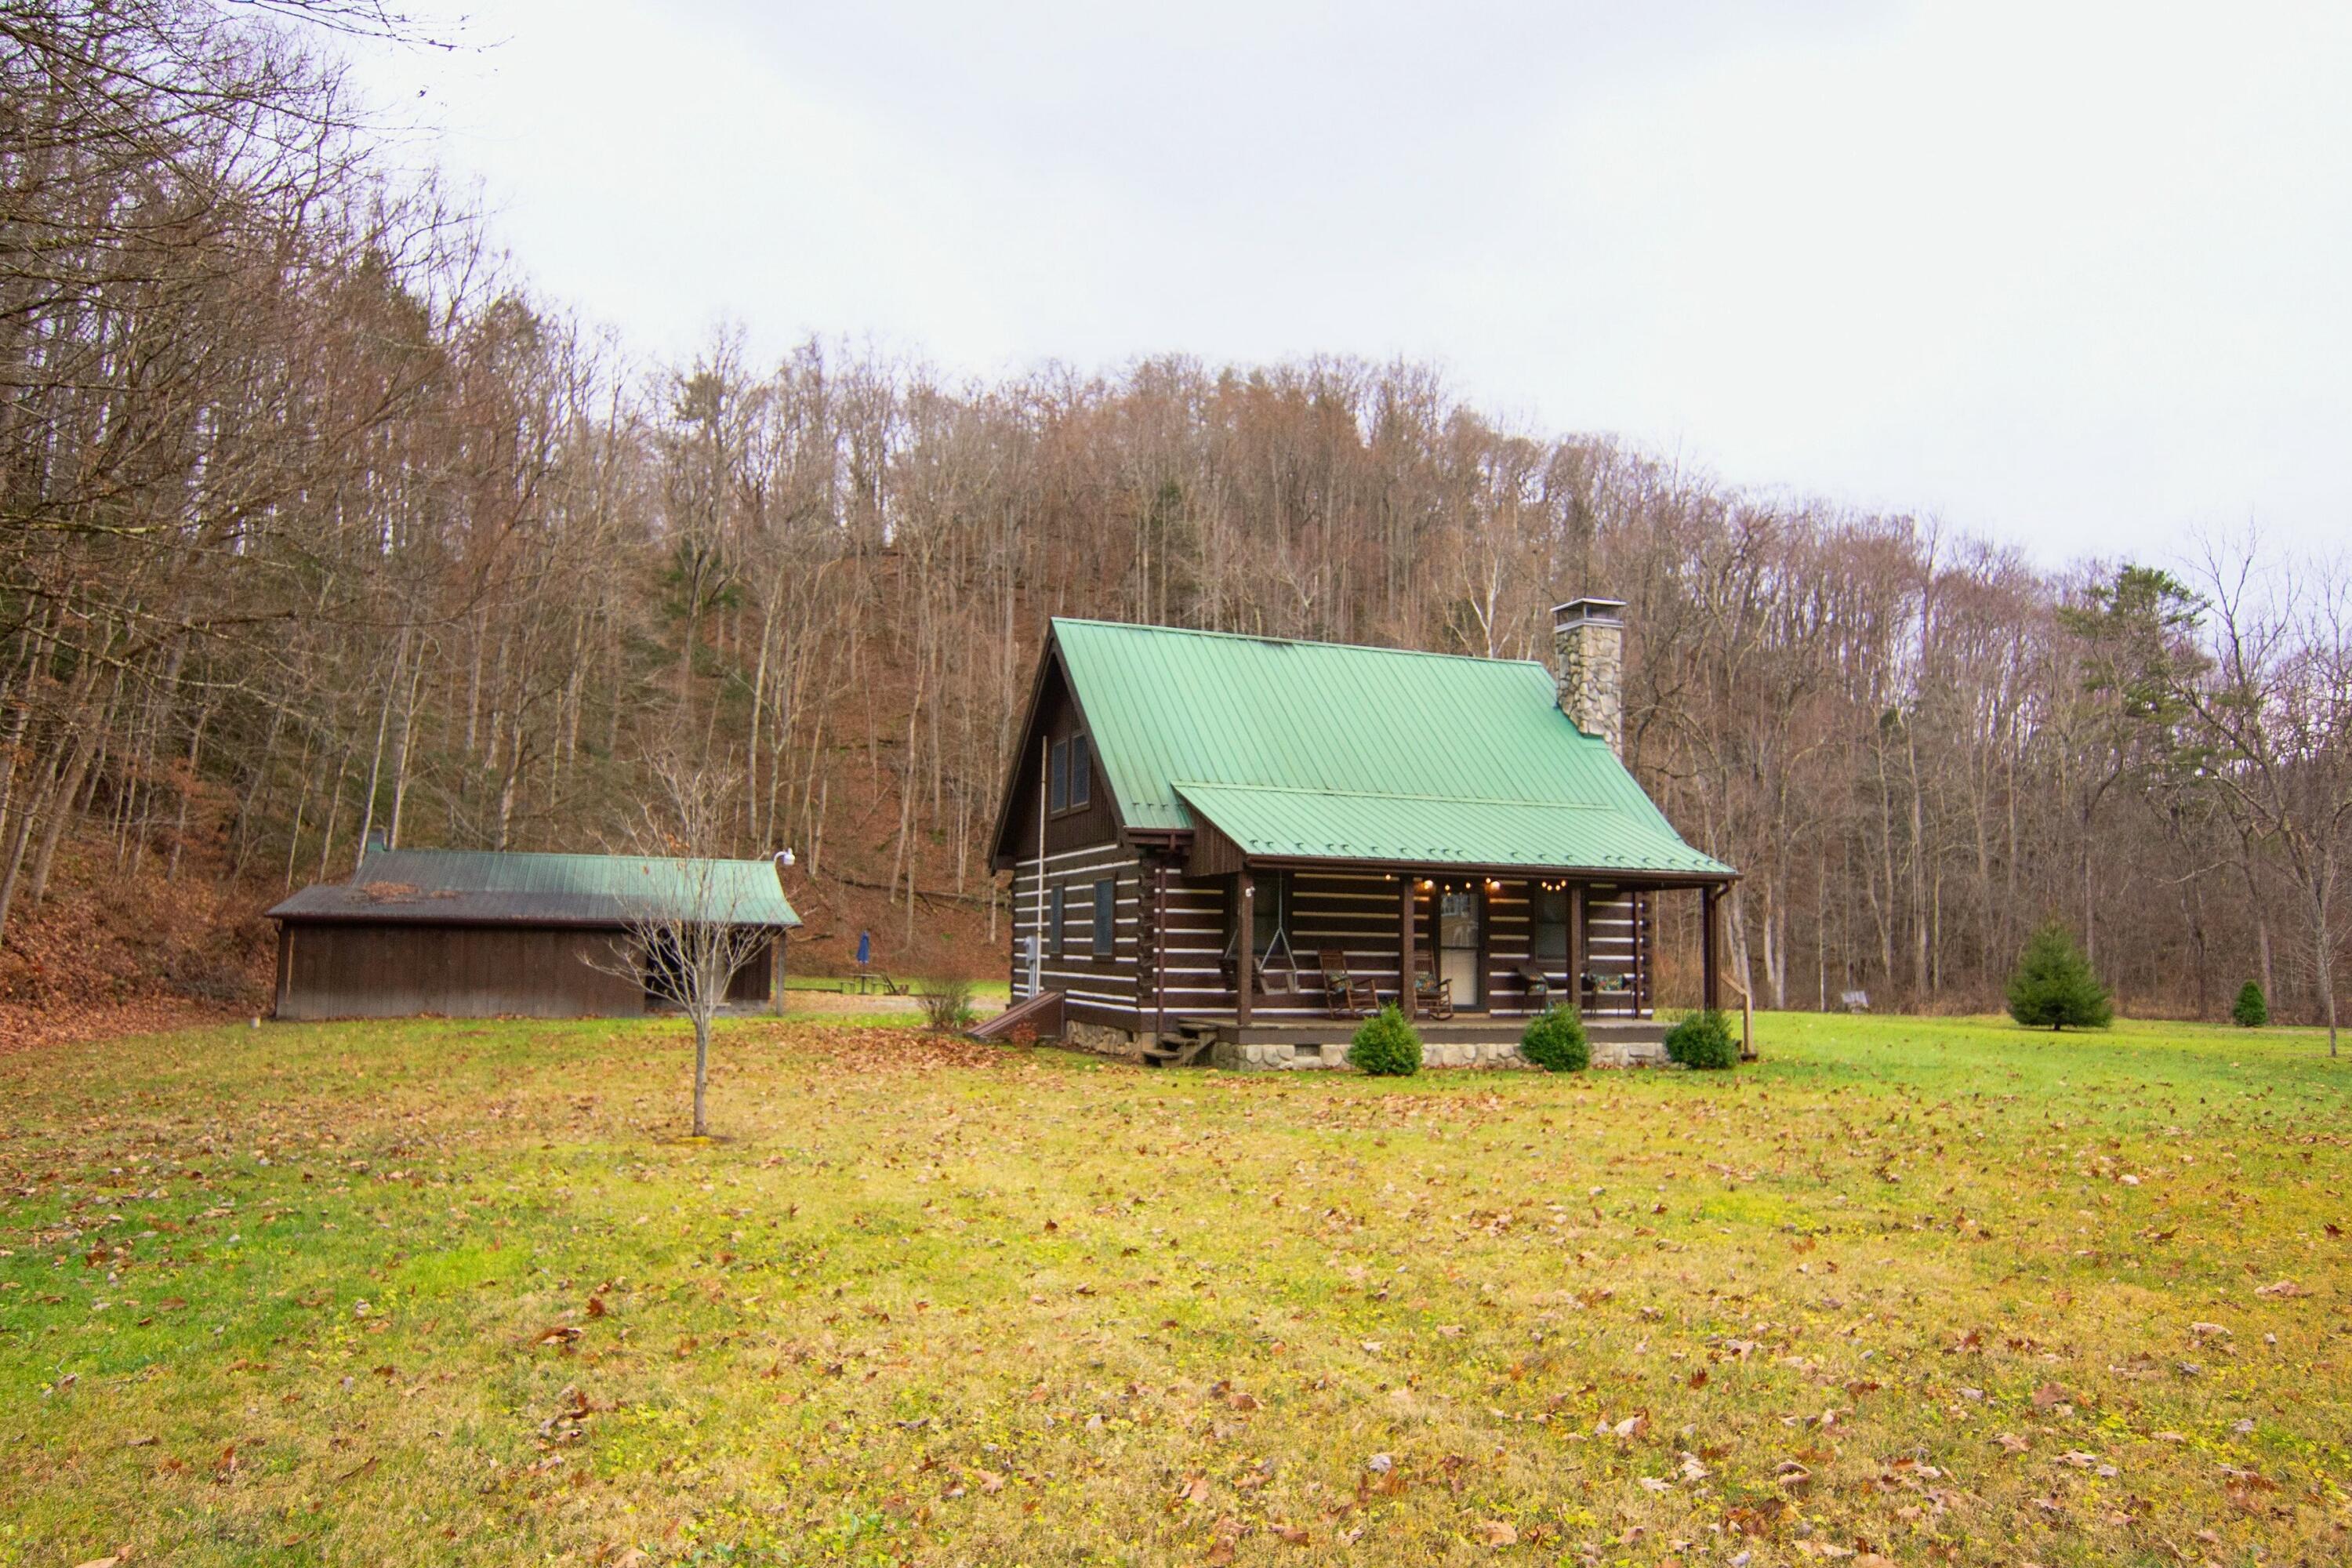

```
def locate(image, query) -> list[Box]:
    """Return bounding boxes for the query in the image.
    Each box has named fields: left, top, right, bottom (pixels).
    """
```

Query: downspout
left=1030, top=734, right=1046, bottom=996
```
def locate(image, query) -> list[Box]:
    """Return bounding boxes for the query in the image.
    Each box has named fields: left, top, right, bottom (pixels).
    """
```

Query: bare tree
left=2180, top=545, right=2352, bottom=1056
left=587, top=755, right=782, bottom=1136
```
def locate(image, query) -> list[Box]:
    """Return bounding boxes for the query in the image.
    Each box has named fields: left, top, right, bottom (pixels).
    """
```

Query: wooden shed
left=982, top=605, right=1739, bottom=1067
left=267, top=849, right=800, bottom=1020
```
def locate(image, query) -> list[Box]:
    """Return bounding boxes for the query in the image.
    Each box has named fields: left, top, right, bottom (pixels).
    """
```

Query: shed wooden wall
left=276, top=923, right=779, bottom=1020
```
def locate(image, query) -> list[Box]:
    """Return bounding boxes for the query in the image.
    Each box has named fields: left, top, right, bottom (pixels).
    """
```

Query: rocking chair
left=1413, top=959, right=1455, bottom=1021
left=1318, top=947, right=1377, bottom=1019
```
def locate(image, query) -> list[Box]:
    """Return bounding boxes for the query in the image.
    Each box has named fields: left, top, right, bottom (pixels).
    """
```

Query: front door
left=1437, top=889, right=1483, bottom=1010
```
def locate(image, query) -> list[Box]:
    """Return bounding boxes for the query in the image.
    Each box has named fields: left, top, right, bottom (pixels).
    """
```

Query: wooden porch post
left=1236, top=867, right=1255, bottom=1026
left=1399, top=875, right=1418, bottom=1019
left=1568, top=884, right=1584, bottom=1018
left=1701, top=884, right=1721, bottom=1012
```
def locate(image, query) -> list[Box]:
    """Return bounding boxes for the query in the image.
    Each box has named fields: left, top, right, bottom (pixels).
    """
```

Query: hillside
left=5, top=1, right=2348, bottom=1038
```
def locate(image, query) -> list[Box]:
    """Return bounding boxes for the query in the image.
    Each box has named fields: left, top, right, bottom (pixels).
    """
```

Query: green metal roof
left=269, top=848, right=802, bottom=927
left=1051, top=618, right=1732, bottom=878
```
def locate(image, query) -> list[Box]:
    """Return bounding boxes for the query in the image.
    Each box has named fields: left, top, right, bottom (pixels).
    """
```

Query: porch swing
left=1219, top=871, right=1303, bottom=997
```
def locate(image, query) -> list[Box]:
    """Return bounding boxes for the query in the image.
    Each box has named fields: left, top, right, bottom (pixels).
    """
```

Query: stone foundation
left=1063, top=1019, right=1145, bottom=1059
left=1207, top=1036, right=1667, bottom=1071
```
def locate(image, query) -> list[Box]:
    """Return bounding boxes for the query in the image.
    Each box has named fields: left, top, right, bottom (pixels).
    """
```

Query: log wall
left=1008, top=841, right=1146, bottom=1029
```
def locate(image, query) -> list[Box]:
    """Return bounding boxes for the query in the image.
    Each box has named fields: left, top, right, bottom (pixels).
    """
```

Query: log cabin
left=982, top=601, right=1739, bottom=1068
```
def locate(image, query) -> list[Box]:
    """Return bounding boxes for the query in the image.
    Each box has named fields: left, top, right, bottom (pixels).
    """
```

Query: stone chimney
left=1552, top=597, right=1626, bottom=757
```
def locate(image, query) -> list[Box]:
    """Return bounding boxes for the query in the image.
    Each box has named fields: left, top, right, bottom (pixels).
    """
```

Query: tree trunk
left=26, top=715, right=104, bottom=912
left=692, top=1011, right=711, bottom=1135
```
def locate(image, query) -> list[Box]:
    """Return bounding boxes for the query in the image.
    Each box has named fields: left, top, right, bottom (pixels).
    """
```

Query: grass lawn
left=2, top=1012, right=2347, bottom=1566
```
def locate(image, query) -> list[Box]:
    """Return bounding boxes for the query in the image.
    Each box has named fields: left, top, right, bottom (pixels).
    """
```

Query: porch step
left=1142, top=1021, right=1220, bottom=1068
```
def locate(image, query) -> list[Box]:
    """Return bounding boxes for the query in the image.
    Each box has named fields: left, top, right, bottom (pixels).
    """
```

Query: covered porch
left=1137, top=853, right=1741, bottom=1065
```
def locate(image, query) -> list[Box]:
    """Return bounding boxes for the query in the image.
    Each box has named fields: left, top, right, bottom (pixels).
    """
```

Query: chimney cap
left=1552, top=597, right=1626, bottom=627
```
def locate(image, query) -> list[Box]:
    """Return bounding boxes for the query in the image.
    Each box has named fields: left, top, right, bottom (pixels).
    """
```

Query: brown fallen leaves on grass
left=8, top=1010, right=2352, bottom=1567
left=0, top=996, right=234, bottom=1057
left=737, top=1021, right=1014, bottom=1072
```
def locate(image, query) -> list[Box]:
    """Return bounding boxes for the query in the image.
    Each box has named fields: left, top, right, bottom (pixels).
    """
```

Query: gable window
left=1531, top=885, right=1571, bottom=964
left=1051, top=884, right=1068, bottom=959
left=1049, top=739, right=1069, bottom=812
left=1069, top=734, right=1091, bottom=808
left=1092, top=877, right=1115, bottom=957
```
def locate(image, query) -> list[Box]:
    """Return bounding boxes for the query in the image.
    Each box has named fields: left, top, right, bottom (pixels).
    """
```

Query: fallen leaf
left=1474, top=1519, right=1518, bottom=1545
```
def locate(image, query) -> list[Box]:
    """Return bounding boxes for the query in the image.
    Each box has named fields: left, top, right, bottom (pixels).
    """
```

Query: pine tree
left=2231, top=981, right=2268, bottom=1028
left=2006, top=921, right=2114, bottom=1030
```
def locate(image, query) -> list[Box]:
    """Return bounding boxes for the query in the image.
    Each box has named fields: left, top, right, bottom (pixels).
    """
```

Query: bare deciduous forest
left=4, top=1, right=2348, bottom=1038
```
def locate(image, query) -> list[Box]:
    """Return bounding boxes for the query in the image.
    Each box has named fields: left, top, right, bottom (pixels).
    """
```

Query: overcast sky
left=342, top=1, right=2352, bottom=565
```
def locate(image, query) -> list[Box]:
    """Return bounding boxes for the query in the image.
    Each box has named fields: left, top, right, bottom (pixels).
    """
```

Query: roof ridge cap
left=1053, top=616, right=1548, bottom=670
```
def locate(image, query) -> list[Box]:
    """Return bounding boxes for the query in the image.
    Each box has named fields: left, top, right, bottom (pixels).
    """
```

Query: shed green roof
left=1049, top=619, right=1732, bottom=878
left=268, top=849, right=801, bottom=927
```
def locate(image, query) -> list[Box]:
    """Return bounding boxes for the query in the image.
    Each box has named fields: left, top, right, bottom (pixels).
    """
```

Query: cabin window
left=1531, top=885, right=1571, bottom=963
left=1092, top=877, right=1115, bottom=957
left=1051, top=884, right=1068, bottom=958
left=1049, top=739, right=1069, bottom=811
left=1069, top=734, right=1091, bottom=808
